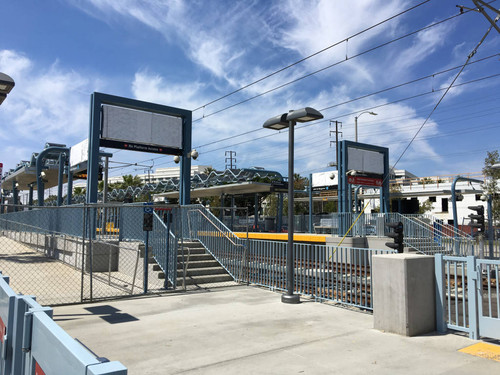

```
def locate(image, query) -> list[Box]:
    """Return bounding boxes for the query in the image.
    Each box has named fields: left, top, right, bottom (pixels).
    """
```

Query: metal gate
left=476, top=259, right=500, bottom=339
left=436, top=255, right=500, bottom=340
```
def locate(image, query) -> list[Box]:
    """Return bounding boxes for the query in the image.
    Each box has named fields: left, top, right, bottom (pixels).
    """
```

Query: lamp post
left=263, top=107, right=323, bottom=304
left=354, top=111, right=377, bottom=142
left=0, top=73, right=15, bottom=106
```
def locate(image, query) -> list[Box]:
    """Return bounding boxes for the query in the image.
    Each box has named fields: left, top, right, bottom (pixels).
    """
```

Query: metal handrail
left=187, top=208, right=244, bottom=248
left=410, top=215, right=472, bottom=238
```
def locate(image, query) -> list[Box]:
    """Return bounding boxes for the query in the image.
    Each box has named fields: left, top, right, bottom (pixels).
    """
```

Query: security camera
left=190, top=149, right=199, bottom=160
left=480, top=195, right=487, bottom=201
left=173, top=155, right=180, bottom=164
left=329, top=173, right=335, bottom=180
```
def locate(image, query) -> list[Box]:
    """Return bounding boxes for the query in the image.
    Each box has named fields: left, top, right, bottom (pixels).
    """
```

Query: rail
left=185, top=205, right=246, bottom=281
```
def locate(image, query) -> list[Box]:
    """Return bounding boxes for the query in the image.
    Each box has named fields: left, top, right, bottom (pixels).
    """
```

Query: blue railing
left=150, top=210, right=177, bottom=288
left=244, top=239, right=394, bottom=310
left=0, top=272, right=127, bottom=374
left=184, top=205, right=246, bottom=281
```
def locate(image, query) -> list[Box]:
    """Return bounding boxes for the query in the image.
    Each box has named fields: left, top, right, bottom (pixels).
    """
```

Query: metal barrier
left=0, top=272, right=127, bottom=374
left=244, top=240, right=394, bottom=310
left=0, top=205, right=174, bottom=305
left=185, top=205, right=246, bottom=281
left=436, top=254, right=500, bottom=340
left=150, top=210, right=177, bottom=288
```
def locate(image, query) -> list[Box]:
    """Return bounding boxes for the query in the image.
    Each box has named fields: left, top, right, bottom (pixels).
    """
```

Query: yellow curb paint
left=233, top=232, right=327, bottom=243
left=459, top=342, right=500, bottom=362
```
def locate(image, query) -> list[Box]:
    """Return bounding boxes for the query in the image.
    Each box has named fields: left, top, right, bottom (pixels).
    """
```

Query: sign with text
left=101, top=105, right=182, bottom=155
left=347, top=147, right=384, bottom=175
left=347, top=175, right=383, bottom=187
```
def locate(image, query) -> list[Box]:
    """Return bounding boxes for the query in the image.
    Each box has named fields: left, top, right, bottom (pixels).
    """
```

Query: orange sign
left=35, top=361, right=46, bottom=375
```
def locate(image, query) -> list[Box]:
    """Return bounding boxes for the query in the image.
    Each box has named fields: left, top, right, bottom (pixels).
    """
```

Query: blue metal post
left=67, top=166, right=73, bottom=206
left=309, top=173, right=313, bottom=233
left=12, top=180, right=18, bottom=211
left=144, top=231, right=149, bottom=294
left=164, top=211, right=171, bottom=289
left=28, top=185, right=33, bottom=208
left=87, top=93, right=101, bottom=203
left=179, top=113, right=192, bottom=205
left=57, top=153, right=65, bottom=206
left=466, top=256, right=478, bottom=340
left=278, top=193, right=283, bottom=232
left=434, top=254, right=447, bottom=333
left=254, top=194, right=259, bottom=231
left=487, top=195, right=493, bottom=258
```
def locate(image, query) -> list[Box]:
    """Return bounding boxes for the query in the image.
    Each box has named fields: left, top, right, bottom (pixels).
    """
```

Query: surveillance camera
left=329, top=173, right=335, bottom=180
left=173, top=155, right=180, bottom=164
left=480, top=195, right=487, bottom=201
left=191, top=149, right=199, bottom=160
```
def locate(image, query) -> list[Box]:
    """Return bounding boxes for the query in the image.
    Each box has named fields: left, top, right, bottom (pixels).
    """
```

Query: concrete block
left=373, top=253, right=436, bottom=336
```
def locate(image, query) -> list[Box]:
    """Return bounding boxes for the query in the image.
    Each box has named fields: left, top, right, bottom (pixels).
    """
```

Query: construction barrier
left=0, top=273, right=127, bottom=374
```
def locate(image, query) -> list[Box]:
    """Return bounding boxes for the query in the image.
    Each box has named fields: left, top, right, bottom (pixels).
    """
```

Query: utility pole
left=225, top=151, right=237, bottom=170
left=329, top=121, right=342, bottom=168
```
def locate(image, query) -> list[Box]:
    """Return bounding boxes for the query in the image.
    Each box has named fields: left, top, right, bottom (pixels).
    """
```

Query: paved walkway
left=54, top=286, right=500, bottom=374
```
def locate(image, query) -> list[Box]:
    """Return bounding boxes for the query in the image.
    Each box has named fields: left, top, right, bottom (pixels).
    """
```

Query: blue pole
left=144, top=230, right=149, bottom=294
left=308, top=173, right=313, bottom=233
left=179, top=113, right=192, bottom=205
left=488, top=195, right=493, bottom=258
left=57, top=153, right=65, bottom=206
left=87, top=93, right=101, bottom=203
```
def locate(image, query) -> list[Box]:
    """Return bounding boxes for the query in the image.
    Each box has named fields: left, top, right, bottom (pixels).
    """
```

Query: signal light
left=385, top=221, right=404, bottom=253
left=468, top=205, right=485, bottom=233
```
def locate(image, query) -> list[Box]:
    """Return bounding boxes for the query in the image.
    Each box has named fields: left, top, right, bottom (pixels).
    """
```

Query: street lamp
left=0, top=73, right=15, bottom=106
left=263, top=107, right=323, bottom=304
left=354, top=111, right=377, bottom=142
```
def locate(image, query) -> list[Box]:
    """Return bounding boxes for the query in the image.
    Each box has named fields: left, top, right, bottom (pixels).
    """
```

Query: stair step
left=178, top=247, right=206, bottom=255
left=177, top=260, right=221, bottom=269
left=175, top=274, right=235, bottom=285
left=177, top=253, right=213, bottom=261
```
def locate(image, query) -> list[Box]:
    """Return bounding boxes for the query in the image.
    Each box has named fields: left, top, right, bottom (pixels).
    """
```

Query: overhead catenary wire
left=192, top=11, right=467, bottom=123
left=108, top=72, right=500, bottom=176
left=190, top=0, right=433, bottom=113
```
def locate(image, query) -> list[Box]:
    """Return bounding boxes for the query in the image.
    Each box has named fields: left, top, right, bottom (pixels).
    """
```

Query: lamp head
left=263, top=113, right=288, bottom=130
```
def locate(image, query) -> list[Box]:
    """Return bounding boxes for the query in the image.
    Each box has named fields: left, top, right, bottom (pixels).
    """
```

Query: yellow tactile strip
left=459, top=342, right=500, bottom=362
left=233, top=232, right=327, bottom=243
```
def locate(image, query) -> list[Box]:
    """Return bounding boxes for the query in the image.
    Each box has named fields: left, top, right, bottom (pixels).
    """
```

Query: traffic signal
left=385, top=221, right=404, bottom=253
left=468, top=205, right=485, bottom=233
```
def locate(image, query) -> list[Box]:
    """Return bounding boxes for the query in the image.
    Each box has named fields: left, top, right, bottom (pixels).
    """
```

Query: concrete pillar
left=373, top=253, right=436, bottom=336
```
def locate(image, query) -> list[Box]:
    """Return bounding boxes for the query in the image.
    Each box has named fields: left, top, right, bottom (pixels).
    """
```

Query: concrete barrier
left=372, top=253, right=436, bottom=336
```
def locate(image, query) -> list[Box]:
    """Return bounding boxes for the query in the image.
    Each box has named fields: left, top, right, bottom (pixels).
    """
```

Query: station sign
left=347, top=175, right=383, bottom=187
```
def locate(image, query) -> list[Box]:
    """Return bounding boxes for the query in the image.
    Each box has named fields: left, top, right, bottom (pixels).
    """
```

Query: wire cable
left=190, top=0, right=432, bottom=113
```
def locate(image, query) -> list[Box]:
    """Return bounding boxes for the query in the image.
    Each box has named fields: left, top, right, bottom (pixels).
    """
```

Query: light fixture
left=263, top=113, right=288, bottom=130
left=286, top=107, right=323, bottom=122
left=354, top=111, right=378, bottom=142
left=262, top=106, right=323, bottom=305
left=0, top=73, right=15, bottom=94
left=0, top=73, right=15, bottom=106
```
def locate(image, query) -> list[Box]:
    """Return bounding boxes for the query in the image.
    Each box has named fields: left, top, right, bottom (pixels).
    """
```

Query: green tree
left=419, top=199, right=434, bottom=214
left=482, top=150, right=500, bottom=224
left=73, top=186, right=86, bottom=196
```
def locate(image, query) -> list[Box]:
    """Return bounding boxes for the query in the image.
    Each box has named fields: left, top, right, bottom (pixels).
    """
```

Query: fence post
left=466, top=256, right=479, bottom=340
left=434, top=254, right=446, bottom=333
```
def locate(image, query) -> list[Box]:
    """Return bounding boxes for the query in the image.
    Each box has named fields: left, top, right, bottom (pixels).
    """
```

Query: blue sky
left=0, top=0, right=499, bottom=181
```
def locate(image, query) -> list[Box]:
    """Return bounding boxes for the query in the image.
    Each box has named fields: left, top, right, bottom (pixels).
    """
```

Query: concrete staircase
left=151, top=240, right=235, bottom=288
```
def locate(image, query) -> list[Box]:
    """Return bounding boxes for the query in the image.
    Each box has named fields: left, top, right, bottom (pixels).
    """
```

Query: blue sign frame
left=86, top=92, right=193, bottom=204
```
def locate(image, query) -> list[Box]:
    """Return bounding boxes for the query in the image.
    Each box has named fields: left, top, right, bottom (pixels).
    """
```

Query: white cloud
left=0, top=50, right=99, bottom=171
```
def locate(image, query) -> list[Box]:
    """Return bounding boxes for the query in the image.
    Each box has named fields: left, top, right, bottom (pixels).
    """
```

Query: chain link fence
left=0, top=203, right=240, bottom=306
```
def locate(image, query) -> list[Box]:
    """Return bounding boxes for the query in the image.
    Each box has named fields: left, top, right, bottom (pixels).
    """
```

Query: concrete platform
left=53, top=286, right=500, bottom=374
